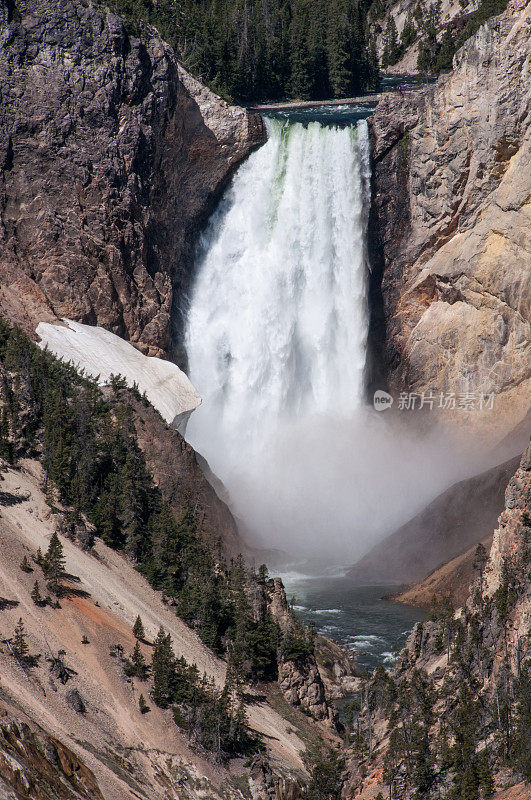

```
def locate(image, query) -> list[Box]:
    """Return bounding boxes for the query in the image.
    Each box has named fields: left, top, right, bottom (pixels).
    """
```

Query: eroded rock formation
left=277, top=658, right=330, bottom=721
left=369, top=0, right=531, bottom=439
left=0, top=705, right=103, bottom=800
left=266, top=578, right=337, bottom=723
left=0, top=0, right=264, bottom=358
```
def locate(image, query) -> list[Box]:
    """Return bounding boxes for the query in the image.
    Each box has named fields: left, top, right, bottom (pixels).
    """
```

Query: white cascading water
left=187, top=118, right=370, bottom=454
left=185, top=117, right=478, bottom=562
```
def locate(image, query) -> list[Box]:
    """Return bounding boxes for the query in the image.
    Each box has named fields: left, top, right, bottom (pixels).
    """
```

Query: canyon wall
left=369, top=0, right=530, bottom=439
left=346, top=444, right=530, bottom=799
left=0, top=0, right=264, bottom=359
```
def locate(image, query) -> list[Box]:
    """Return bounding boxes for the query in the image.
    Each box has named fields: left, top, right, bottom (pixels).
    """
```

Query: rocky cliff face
left=266, top=579, right=338, bottom=723
left=404, top=444, right=530, bottom=705
left=0, top=0, right=263, bottom=359
left=277, top=658, right=330, bottom=722
left=129, top=390, right=247, bottom=557
left=391, top=533, right=494, bottom=608
left=369, top=0, right=530, bottom=439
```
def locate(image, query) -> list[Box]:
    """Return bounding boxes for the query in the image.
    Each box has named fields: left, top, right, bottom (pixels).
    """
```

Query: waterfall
left=185, top=117, right=477, bottom=562
left=185, top=118, right=374, bottom=556
left=187, top=118, right=370, bottom=452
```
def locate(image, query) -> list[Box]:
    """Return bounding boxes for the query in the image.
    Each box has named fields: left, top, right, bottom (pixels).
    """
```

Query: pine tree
left=327, top=0, right=355, bottom=98
left=417, top=15, right=439, bottom=74
left=119, top=451, right=146, bottom=560
left=12, top=618, right=29, bottom=662
left=307, top=750, right=345, bottom=800
left=132, top=614, right=145, bottom=640
left=20, top=555, right=33, bottom=573
left=31, top=580, right=44, bottom=606
left=382, top=15, right=400, bottom=67
left=131, top=640, right=148, bottom=680
left=256, top=563, right=269, bottom=586
left=138, top=693, right=149, bottom=714
left=449, top=685, right=483, bottom=799
left=368, top=36, right=380, bottom=89
left=289, top=0, right=313, bottom=99
left=231, top=696, right=249, bottom=749
left=383, top=727, right=405, bottom=793
left=305, top=0, right=329, bottom=98
left=93, top=474, right=122, bottom=548
left=151, top=627, right=174, bottom=708
left=477, top=750, right=495, bottom=798
left=248, top=613, right=280, bottom=681
left=511, top=660, right=531, bottom=780
left=43, top=530, right=66, bottom=594
left=400, top=10, right=417, bottom=50
left=435, top=25, right=455, bottom=72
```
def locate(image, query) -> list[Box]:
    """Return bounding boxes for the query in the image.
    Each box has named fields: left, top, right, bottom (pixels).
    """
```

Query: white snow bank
left=36, top=319, right=201, bottom=433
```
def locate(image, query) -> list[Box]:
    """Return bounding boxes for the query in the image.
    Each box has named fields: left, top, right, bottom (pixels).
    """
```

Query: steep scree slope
left=0, top=461, right=314, bottom=800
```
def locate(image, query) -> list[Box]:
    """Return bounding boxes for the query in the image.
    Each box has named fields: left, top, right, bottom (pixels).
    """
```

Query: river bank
left=248, top=94, right=383, bottom=111
left=247, top=73, right=430, bottom=112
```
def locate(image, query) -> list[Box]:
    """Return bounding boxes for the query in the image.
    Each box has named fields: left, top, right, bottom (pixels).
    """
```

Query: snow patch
left=36, top=319, right=201, bottom=433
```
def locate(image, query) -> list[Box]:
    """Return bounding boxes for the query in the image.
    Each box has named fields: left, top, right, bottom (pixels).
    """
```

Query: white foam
left=347, top=634, right=386, bottom=650
left=36, top=319, right=201, bottom=433
left=320, top=624, right=340, bottom=634
left=313, top=608, right=342, bottom=614
left=381, top=651, right=398, bottom=665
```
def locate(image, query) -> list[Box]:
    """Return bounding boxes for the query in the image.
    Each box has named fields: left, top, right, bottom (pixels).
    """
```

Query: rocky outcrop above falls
left=0, top=0, right=264, bottom=358
left=369, top=0, right=531, bottom=439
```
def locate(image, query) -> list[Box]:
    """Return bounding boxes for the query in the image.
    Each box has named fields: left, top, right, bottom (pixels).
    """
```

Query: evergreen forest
left=105, top=0, right=379, bottom=102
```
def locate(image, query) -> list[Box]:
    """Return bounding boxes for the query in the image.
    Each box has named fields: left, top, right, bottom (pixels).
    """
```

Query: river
left=278, top=568, right=427, bottom=673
